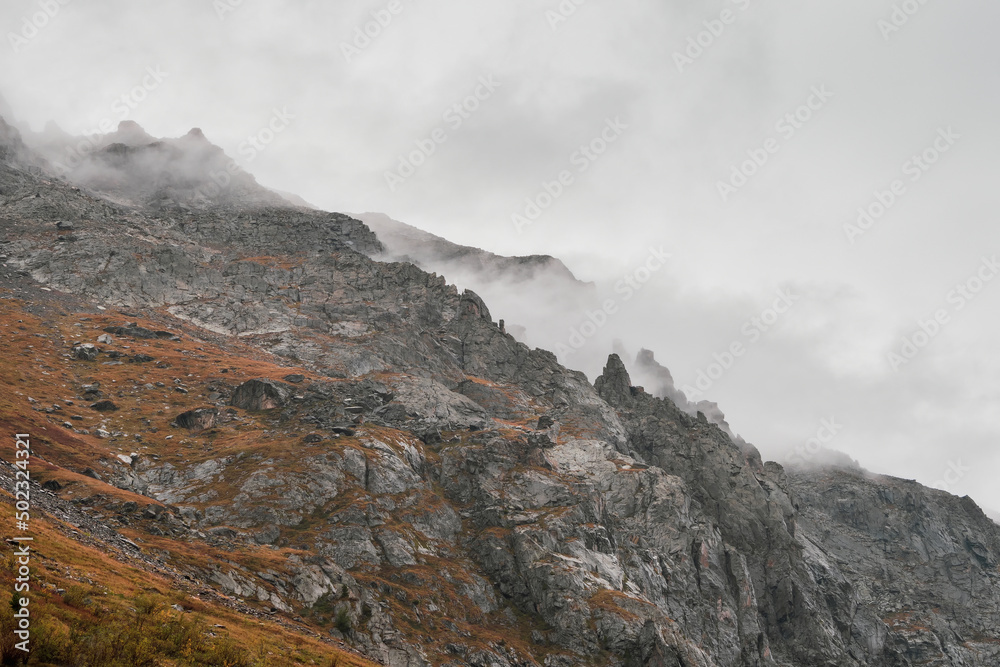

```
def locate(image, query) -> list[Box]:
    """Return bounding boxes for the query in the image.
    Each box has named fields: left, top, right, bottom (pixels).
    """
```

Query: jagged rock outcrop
left=618, top=345, right=740, bottom=441
left=593, top=353, right=635, bottom=406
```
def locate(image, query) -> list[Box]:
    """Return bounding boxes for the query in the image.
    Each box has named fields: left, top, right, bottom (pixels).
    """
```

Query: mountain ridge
left=18, top=117, right=302, bottom=211
left=357, top=211, right=589, bottom=288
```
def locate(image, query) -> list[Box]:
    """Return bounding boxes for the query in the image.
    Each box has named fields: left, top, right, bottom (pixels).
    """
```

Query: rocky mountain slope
left=0, top=450, right=377, bottom=666
left=1, top=113, right=999, bottom=666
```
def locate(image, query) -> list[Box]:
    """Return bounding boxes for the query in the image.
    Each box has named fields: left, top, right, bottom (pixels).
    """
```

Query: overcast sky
left=2, top=0, right=999, bottom=511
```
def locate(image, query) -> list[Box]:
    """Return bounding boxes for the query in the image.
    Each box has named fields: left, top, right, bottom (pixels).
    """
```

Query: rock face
left=785, top=466, right=1000, bottom=665
left=2, top=112, right=999, bottom=666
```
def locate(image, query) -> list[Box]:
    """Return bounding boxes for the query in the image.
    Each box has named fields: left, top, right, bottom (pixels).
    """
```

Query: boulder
left=72, top=344, right=98, bottom=361
left=104, top=323, right=158, bottom=339
left=175, top=407, right=219, bottom=432
left=103, top=323, right=178, bottom=340
left=230, top=378, right=291, bottom=411
left=386, top=376, right=490, bottom=430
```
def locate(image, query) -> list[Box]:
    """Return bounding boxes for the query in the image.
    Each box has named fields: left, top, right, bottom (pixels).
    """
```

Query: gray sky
left=3, top=0, right=999, bottom=511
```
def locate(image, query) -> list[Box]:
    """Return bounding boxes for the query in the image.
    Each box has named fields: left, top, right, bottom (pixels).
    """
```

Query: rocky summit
left=1, top=115, right=999, bottom=667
